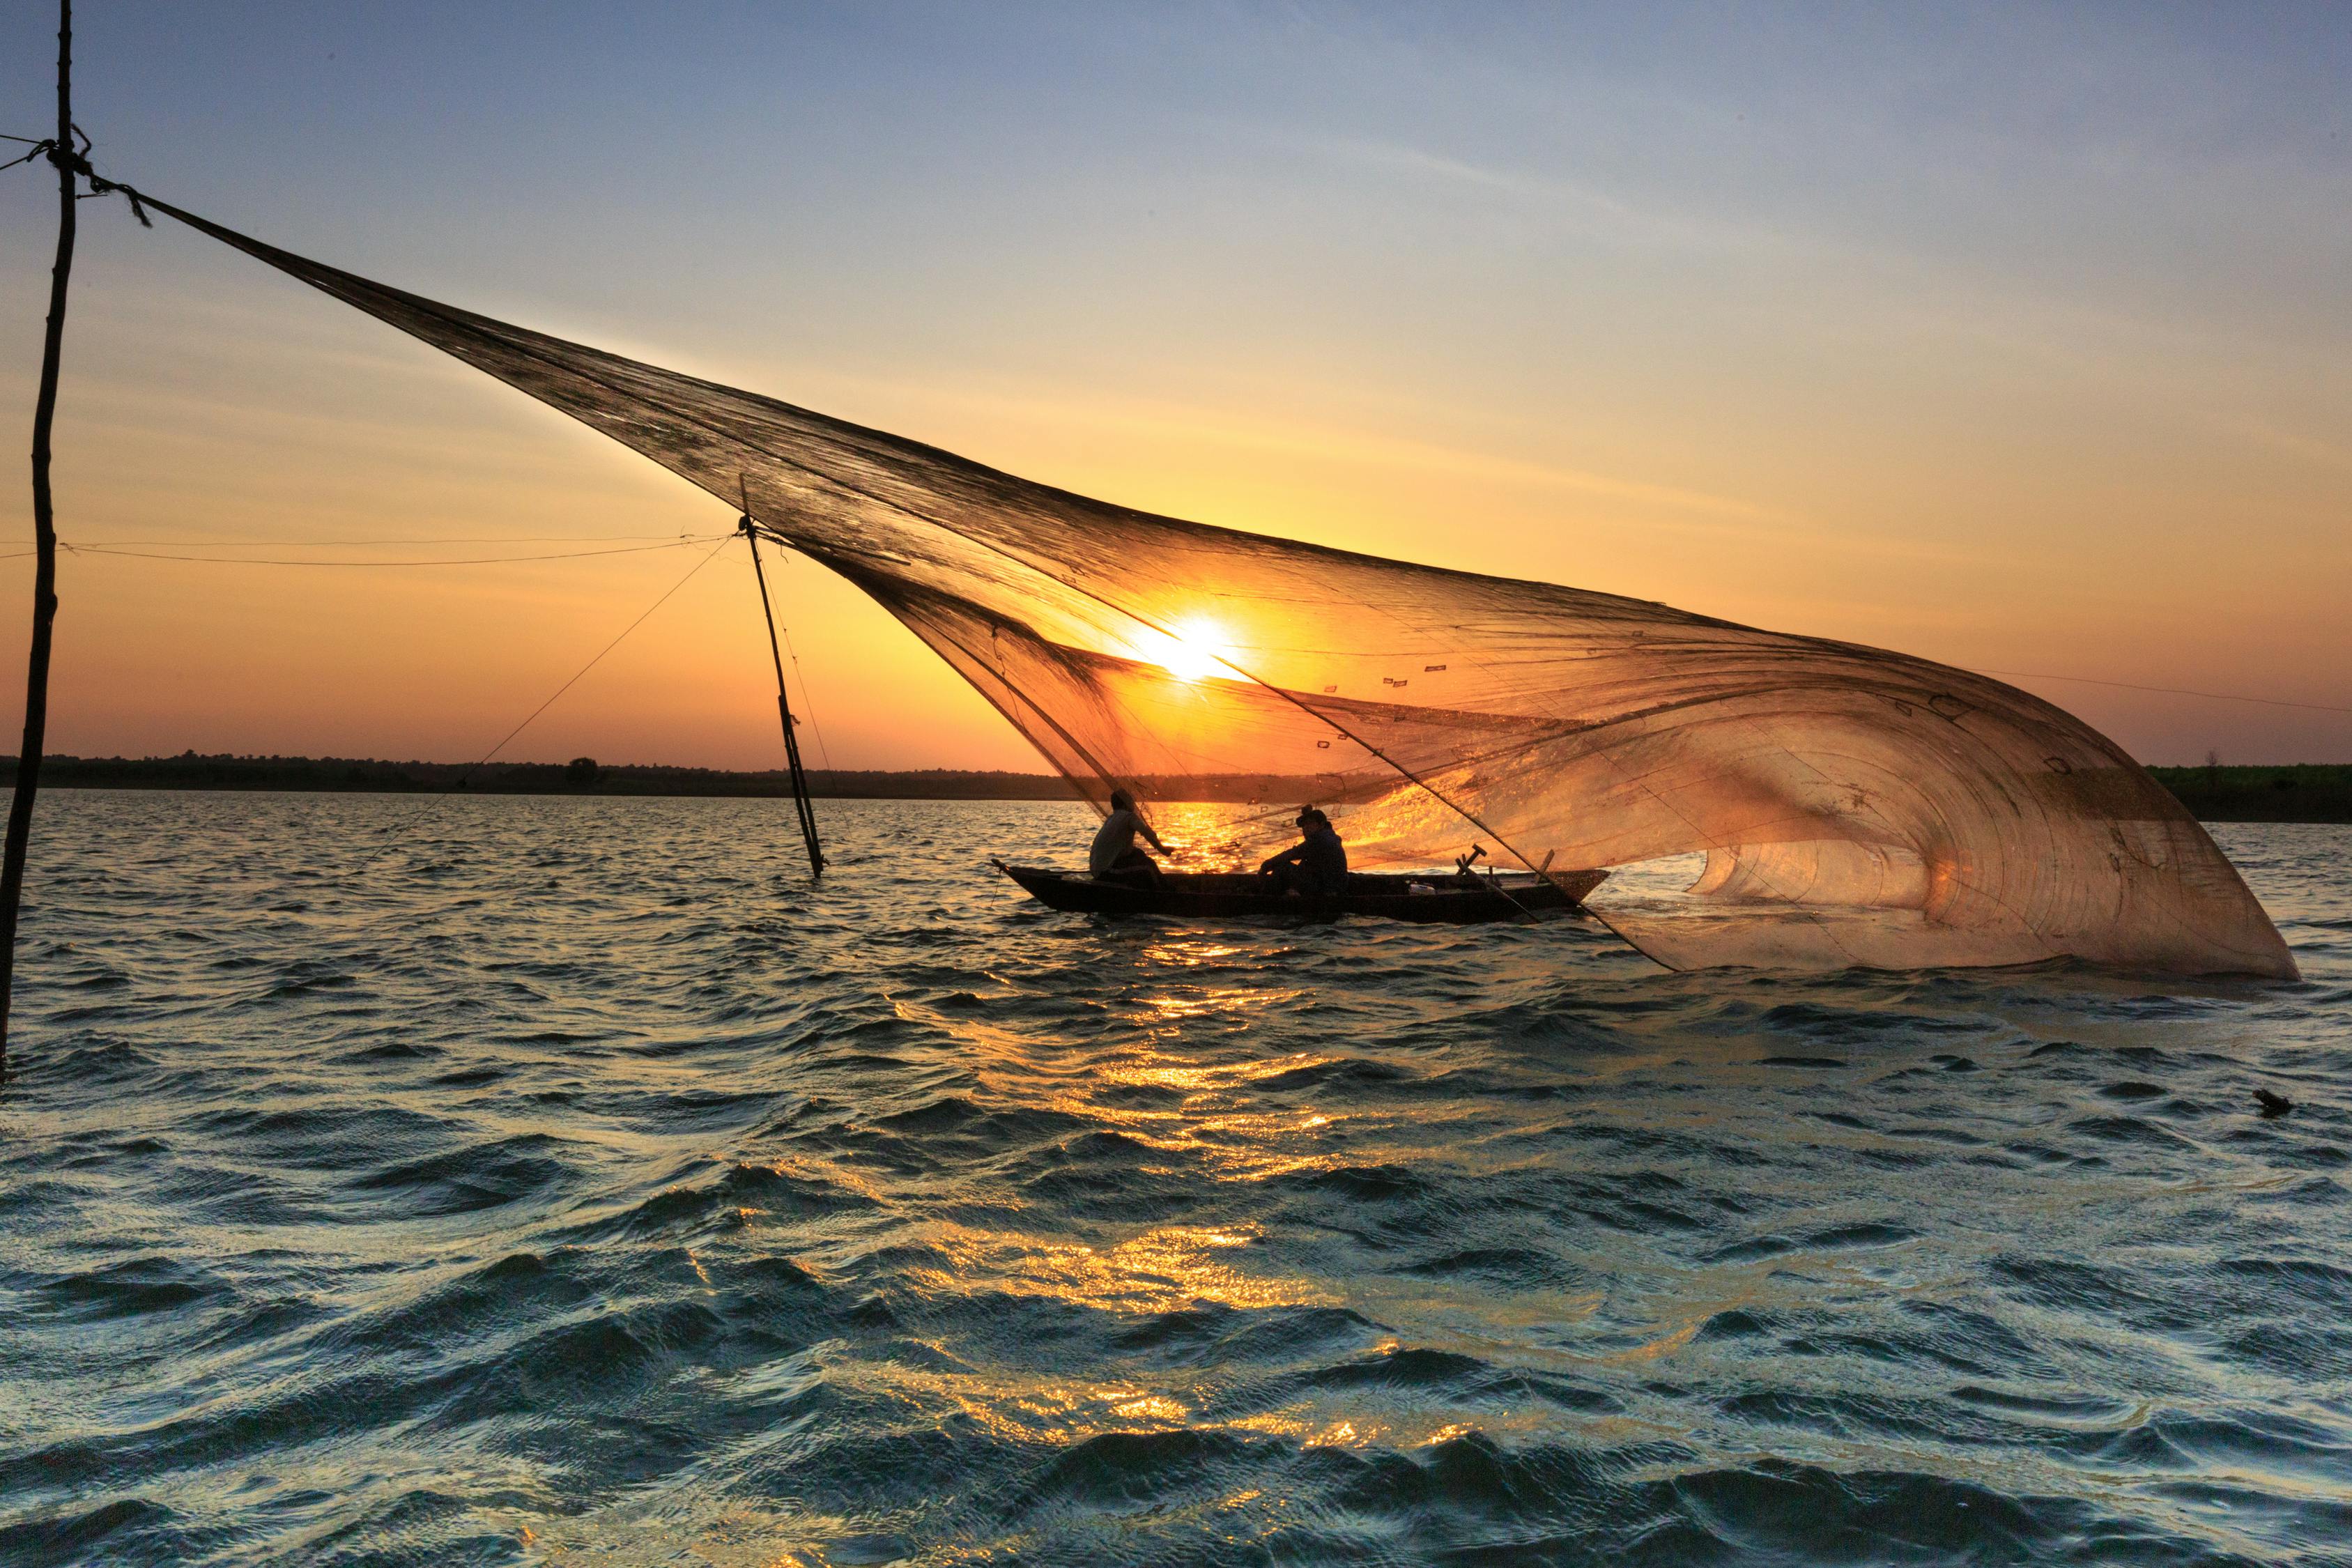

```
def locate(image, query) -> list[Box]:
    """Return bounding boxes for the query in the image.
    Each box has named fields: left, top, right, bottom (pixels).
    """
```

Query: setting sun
left=1135, top=617, right=1240, bottom=684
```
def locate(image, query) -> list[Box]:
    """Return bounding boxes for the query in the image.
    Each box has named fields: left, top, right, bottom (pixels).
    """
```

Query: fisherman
left=1089, top=787, right=1169, bottom=884
left=1259, top=806, right=1348, bottom=898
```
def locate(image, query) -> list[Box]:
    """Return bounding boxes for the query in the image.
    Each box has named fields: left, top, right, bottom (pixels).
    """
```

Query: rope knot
left=1, top=125, right=151, bottom=225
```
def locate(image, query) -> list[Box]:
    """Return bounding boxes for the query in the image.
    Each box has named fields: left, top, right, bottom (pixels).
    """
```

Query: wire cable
left=63, top=536, right=725, bottom=568
left=782, top=622, right=833, bottom=771
left=12, top=524, right=2351, bottom=721
left=1971, top=668, right=2351, bottom=716
left=339, top=536, right=734, bottom=883
left=65, top=531, right=717, bottom=548
left=464, top=537, right=735, bottom=775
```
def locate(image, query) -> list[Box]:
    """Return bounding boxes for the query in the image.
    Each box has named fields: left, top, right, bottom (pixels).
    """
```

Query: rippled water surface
left=2, top=793, right=2347, bottom=1567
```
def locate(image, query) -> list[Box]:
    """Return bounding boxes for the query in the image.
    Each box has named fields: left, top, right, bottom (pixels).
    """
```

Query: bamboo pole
left=739, top=517, right=825, bottom=878
left=1, top=0, right=77, bottom=1079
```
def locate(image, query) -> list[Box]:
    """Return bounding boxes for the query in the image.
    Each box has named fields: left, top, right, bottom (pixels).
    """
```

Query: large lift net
left=146, top=199, right=2294, bottom=978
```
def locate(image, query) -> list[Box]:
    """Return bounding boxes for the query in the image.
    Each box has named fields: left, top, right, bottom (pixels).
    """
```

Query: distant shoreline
left=1, top=754, right=2346, bottom=822
left=0, top=753, right=1087, bottom=801
left=2141, top=765, right=2349, bottom=825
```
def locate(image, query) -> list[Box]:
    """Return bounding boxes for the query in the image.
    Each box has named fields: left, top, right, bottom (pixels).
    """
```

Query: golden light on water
left=758, top=930, right=1844, bottom=1513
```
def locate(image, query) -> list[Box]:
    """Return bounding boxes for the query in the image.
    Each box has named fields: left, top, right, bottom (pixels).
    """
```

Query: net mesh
left=148, top=199, right=2296, bottom=978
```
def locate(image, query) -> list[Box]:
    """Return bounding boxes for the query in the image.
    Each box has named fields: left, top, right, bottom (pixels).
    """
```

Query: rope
left=3, top=125, right=151, bottom=224
left=339, top=537, right=732, bottom=882
left=63, top=536, right=725, bottom=568
left=463, top=537, right=732, bottom=775
left=65, top=531, right=716, bottom=548
left=768, top=578, right=835, bottom=770
left=1969, top=668, right=2351, bottom=716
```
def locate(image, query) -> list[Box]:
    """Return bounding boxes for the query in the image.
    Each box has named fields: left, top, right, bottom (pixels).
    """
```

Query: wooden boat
left=993, top=861, right=1607, bottom=925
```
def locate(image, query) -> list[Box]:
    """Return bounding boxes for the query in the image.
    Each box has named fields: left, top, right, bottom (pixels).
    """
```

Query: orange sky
left=1, top=5, right=2346, bottom=769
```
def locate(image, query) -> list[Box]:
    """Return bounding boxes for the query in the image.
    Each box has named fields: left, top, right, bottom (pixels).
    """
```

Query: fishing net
left=141, top=199, right=2296, bottom=978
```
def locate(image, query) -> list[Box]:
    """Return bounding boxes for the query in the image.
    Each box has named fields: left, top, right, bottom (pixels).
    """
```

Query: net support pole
left=1, top=0, right=78, bottom=1082
left=739, top=516, right=824, bottom=878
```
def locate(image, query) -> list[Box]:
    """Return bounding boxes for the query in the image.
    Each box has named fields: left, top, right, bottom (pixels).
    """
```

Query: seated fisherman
left=1259, top=806, right=1348, bottom=897
left=1089, top=787, right=1168, bottom=883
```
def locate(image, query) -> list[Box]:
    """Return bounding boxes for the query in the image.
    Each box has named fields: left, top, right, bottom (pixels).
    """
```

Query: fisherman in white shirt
left=1089, top=787, right=1168, bottom=884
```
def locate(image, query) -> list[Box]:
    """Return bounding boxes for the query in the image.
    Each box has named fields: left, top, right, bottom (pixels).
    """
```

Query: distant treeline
left=0, top=753, right=1314, bottom=806
left=2144, top=764, right=2352, bottom=824
left=0, top=752, right=1084, bottom=799
left=1, top=753, right=2346, bottom=821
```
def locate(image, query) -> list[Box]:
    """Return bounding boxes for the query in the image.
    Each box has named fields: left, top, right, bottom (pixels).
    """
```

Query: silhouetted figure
left=1260, top=806, right=1348, bottom=897
left=2255, top=1089, right=2294, bottom=1119
left=1089, top=788, right=1167, bottom=884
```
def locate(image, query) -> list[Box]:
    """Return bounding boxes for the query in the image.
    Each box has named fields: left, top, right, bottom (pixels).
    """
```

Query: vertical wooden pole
left=0, top=0, right=77, bottom=1080
left=739, top=516, right=824, bottom=878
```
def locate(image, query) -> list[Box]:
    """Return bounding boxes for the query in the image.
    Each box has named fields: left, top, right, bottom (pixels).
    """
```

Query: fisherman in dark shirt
left=1089, top=787, right=1168, bottom=884
left=1259, top=806, right=1348, bottom=897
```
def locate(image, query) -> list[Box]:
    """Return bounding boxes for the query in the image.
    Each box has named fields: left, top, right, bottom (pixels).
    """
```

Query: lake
left=1, top=794, right=2346, bottom=1565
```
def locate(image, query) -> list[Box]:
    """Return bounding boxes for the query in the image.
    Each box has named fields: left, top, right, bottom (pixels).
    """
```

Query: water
left=1, top=793, right=2346, bottom=1567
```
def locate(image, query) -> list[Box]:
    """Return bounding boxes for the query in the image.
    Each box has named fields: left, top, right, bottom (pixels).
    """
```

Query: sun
left=1137, top=617, right=1238, bottom=683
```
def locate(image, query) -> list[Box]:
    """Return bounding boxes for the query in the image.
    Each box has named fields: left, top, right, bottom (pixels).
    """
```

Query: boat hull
left=994, top=863, right=1607, bottom=925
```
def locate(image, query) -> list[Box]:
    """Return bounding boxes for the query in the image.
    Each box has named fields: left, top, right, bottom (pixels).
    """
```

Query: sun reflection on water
left=898, top=1220, right=1314, bottom=1318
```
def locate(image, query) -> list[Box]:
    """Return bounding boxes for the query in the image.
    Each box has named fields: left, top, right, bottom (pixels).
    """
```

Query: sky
left=0, top=1, right=2346, bottom=771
